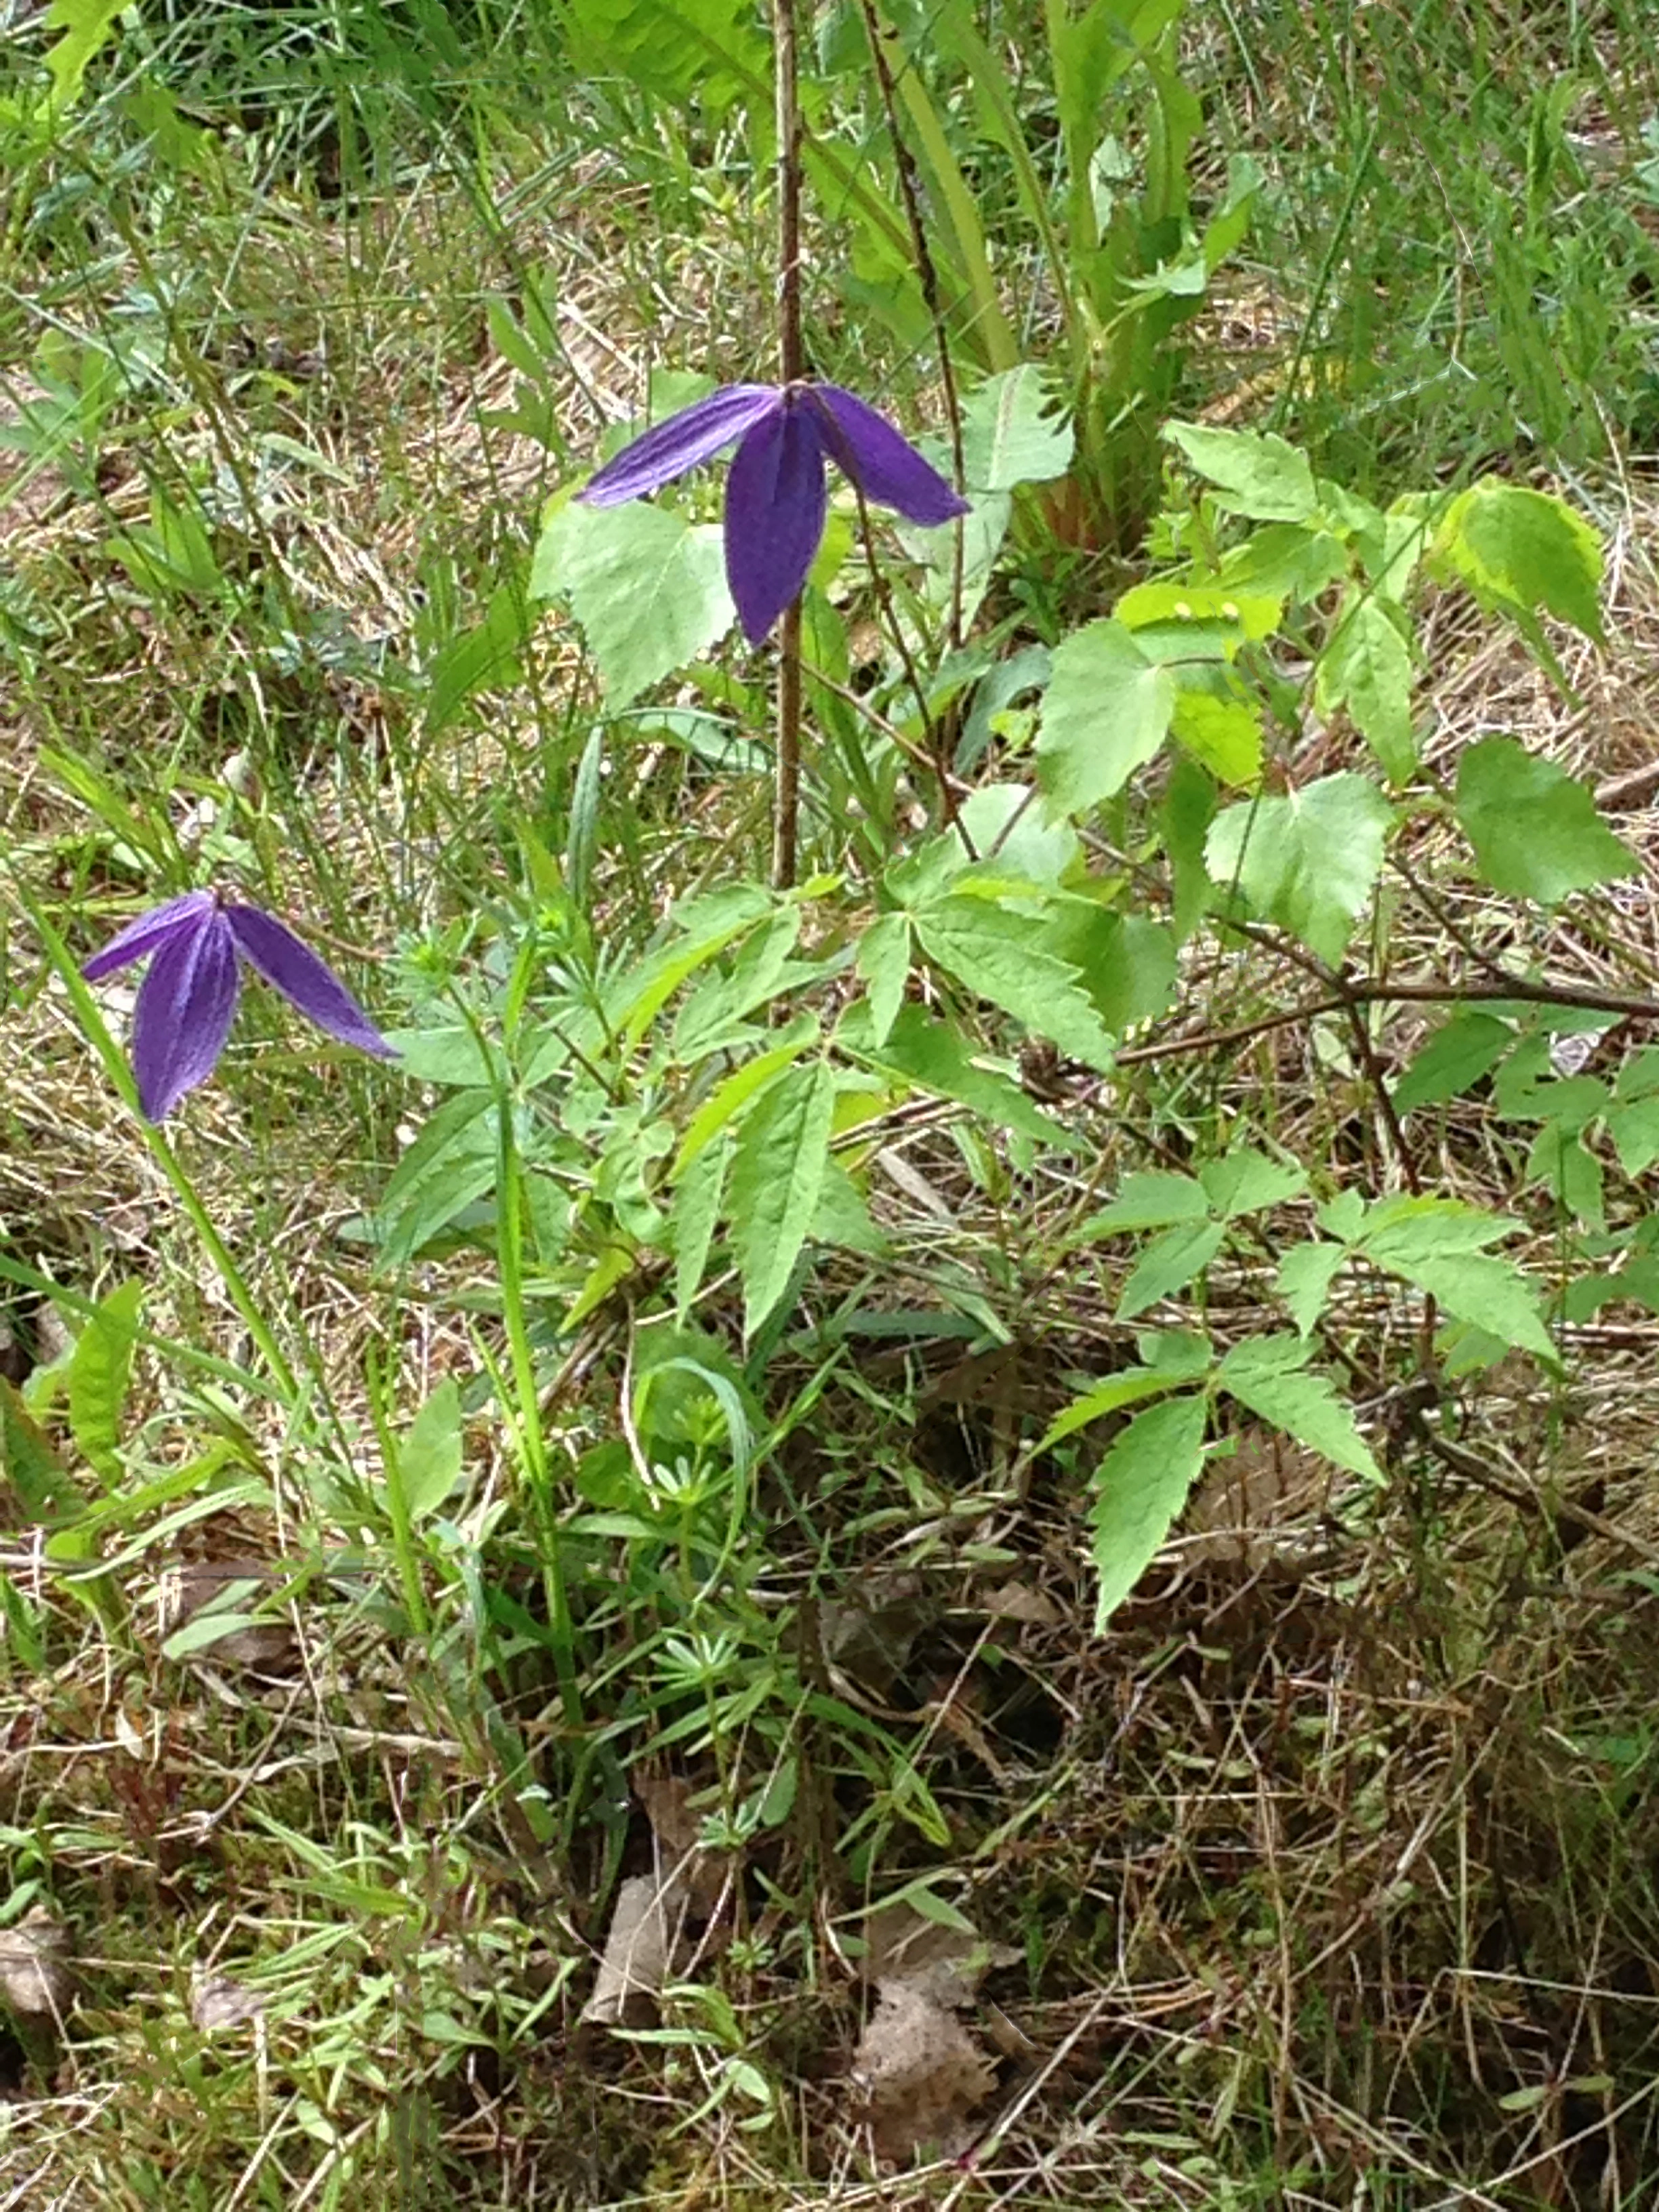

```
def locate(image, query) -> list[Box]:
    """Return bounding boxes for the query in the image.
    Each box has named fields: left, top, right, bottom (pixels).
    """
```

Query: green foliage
left=532, top=499, right=733, bottom=708
left=1206, top=775, right=1393, bottom=966
left=1087, top=1391, right=1208, bottom=1630
left=1454, top=737, right=1635, bottom=905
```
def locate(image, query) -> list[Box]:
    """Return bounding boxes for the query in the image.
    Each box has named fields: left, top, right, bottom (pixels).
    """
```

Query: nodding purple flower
left=82, top=889, right=396, bottom=1122
left=579, top=381, right=970, bottom=645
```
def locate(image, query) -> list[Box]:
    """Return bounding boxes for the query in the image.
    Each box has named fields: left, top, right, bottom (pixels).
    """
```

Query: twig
left=1115, top=973, right=1659, bottom=1069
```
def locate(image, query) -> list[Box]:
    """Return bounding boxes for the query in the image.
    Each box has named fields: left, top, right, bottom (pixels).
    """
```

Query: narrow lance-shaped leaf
left=729, top=1060, right=837, bottom=1336
left=1089, top=1395, right=1209, bottom=1631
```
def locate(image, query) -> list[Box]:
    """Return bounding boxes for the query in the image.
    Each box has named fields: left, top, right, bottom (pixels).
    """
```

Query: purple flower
left=82, top=889, right=396, bottom=1122
left=579, top=381, right=970, bottom=644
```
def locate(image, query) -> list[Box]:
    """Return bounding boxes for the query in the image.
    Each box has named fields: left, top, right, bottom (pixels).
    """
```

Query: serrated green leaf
left=855, top=1002, right=1065, bottom=1143
left=857, top=914, right=912, bottom=1048
left=1433, top=478, right=1603, bottom=640
left=960, top=364, right=1073, bottom=490
left=1357, top=1207, right=1555, bottom=1359
left=1454, top=736, right=1635, bottom=905
left=1088, top=1394, right=1209, bottom=1631
left=1071, top=1170, right=1208, bottom=1237
left=565, top=0, right=768, bottom=115
left=1036, top=619, right=1177, bottom=813
left=672, top=1031, right=815, bottom=1178
left=399, top=1379, right=464, bottom=1523
left=531, top=500, right=733, bottom=708
left=1275, top=1242, right=1346, bottom=1336
left=1117, top=1220, right=1227, bottom=1322
left=375, top=1091, right=499, bottom=1267
left=1206, top=773, right=1393, bottom=964
left=914, top=899, right=1116, bottom=1071
left=1115, top=581, right=1284, bottom=651
left=1170, top=689, right=1263, bottom=785
left=956, top=781, right=1080, bottom=886
left=729, top=1061, right=836, bottom=1334
left=672, top=1132, right=729, bottom=1318
left=1036, top=1364, right=1195, bottom=1454
left=1316, top=593, right=1416, bottom=782
left=1393, top=1012, right=1513, bottom=1112
left=0, top=1378, right=79, bottom=1521
left=42, top=0, right=127, bottom=112
left=1219, top=523, right=1349, bottom=600
left=1218, top=1334, right=1382, bottom=1481
left=66, top=1279, right=144, bottom=1483
left=1163, top=422, right=1318, bottom=523
left=1036, top=906, right=1176, bottom=1033
left=1359, top=1195, right=1515, bottom=1263
left=1199, top=1148, right=1307, bottom=1218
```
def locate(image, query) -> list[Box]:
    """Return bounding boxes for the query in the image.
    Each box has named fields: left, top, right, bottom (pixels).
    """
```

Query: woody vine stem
left=773, top=0, right=804, bottom=890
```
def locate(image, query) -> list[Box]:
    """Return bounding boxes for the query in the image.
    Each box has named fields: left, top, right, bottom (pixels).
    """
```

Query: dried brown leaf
left=851, top=1980, right=996, bottom=2160
left=0, top=1906, right=73, bottom=2023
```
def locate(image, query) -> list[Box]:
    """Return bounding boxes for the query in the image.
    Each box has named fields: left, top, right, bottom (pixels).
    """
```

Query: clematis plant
left=579, top=380, right=970, bottom=643
left=82, top=888, right=396, bottom=1122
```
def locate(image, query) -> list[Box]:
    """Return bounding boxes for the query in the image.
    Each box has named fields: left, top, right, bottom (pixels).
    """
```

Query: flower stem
left=773, top=0, right=804, bottom=888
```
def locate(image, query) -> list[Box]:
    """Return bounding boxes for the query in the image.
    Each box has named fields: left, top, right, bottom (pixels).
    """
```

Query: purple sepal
left=580, top=386, right=781, bottom=508
left=131, top=905, right=241, bottom=1122
left=810, top=385, right=970, bottom=525
left=226, top=905, right=396, bottom=1059
left=724, top=403, right=830, bottom=644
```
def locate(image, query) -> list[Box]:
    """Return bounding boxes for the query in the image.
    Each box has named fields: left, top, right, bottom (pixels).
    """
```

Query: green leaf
left=672, top=1030, right=815, bottom=1177
left=1205, top=774, right=1393, bottom=964
left=1036, top=906, right=1176, bottom=1033
left=1275, top=1243, right=1345, bottom=1336
left=1608, top=1096, right=1659, bottom=1176
left=857, top=914, right=912, bottom=1048
left=531, top=499, right=733, bottom=709
left=1218, top=1334, right=1382, bottom=1482
left=42, top=0, right=127, bottom=113
left=565, top=0, right=769, bottom=115
left=1071, top=1170, right=1208, bottom=1237
left=1358, top=1195, right=1515, bottom=1263
left=1315, top=593, right=1416, bottom=782
left=1431, top=478, right=1603, bottom=640
left=1525, top=1124, right=1605, bottom=1227
left=855, top=1002, right=1065, bottom=1144
left=1399, top=1252, right=1555, bottom=1361
left=1115, top=581, right=1284, bottom=660
left=1036, top=1361, right=1197, bottom=1455
left=1036, top=619, right=1177, bottom=813
left=914, top=899, right=1117, bottom=1071
left=1393, top=1012, right=1513, bottom=1112
left=1117, top=1221, right=1227, bottom=1322
left=1357, top=1201, right=1553, bottom=1359
left=672, top=1132, right=729, bottom=1318
left=1199, top=1149, right=1307, bottom=1218
left=1163, top=422, right=1318, bottom=523
left=1162, top=753, right=1216, bottom=945
left=1170, top=690, right=1263, bottom=785
left=960, top=365, right=1073, bottom=491
left=66, top=1279, right=144, bottom=1483
left=399, top=1380, right=464, bottom=1523
left=1454, top=736, right=1635, bottom=905
left=1088, top=1395, right=1209, bottom=1631
left=729, top=1061, right=836, bottom=1335
left=375, top=1092, right=499, bottom=1267
left=0, top=1379, right=79, bottom=1521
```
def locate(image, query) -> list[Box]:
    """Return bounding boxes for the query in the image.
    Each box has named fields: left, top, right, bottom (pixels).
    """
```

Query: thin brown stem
left=773, top=0, right=804, bottom=886
left=857, top=0, right=968, bottom=649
